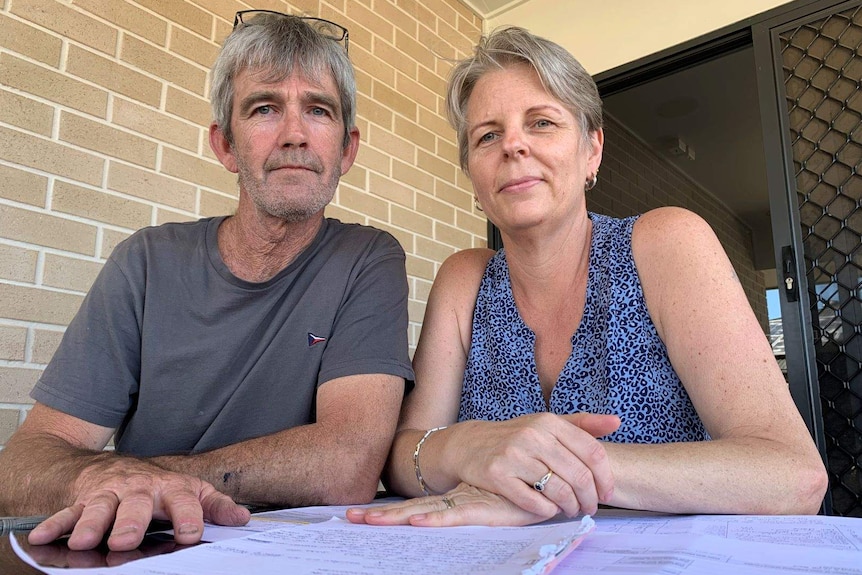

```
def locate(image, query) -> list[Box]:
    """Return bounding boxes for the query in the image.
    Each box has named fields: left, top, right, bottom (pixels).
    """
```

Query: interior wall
left=488, top=0, right=793, bottom=73
left=0, top=0, right=484, bottom=448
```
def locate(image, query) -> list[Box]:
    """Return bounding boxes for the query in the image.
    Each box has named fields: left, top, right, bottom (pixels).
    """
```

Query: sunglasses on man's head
left=232, top=10, right=349, bottom=53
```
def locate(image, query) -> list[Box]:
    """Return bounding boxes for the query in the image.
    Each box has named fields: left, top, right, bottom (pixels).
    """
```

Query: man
left=0, top=12, right=412, bottom=552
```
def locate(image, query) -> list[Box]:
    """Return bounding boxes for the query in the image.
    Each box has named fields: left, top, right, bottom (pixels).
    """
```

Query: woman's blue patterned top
left=459, top=212, right=710, bottom=443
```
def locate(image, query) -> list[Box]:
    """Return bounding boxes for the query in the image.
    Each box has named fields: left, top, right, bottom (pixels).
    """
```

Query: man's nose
left=278, top=108, right=308, bottom=147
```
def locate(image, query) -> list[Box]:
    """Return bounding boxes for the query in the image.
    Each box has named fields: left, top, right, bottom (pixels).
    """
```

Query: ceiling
left=460, top=0, right=775, bottom=271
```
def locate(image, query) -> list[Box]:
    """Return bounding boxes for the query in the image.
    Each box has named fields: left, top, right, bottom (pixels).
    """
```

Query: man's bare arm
left=153, top=373, right=404, bottom=507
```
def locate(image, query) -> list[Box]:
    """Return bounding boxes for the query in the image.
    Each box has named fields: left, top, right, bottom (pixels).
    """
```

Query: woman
left=348, top=27, right=827, bottom=527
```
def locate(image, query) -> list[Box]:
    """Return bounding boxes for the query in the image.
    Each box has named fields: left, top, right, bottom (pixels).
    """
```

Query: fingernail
left=177, top=524, right=199, bottom=535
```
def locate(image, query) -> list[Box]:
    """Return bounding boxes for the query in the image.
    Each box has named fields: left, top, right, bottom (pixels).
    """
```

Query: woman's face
left=465, top=63, right=602, bottom=233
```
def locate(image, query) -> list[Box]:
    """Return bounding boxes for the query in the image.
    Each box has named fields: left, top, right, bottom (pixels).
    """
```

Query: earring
left=474, top=196, right=483, bottom=212
left=585, top=171, right=598, bottom=191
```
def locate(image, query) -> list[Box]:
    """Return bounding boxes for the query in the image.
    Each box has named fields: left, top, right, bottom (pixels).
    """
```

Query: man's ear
left=209, top=123, right=238, bottom=174
left=339, top=127, right=361, bottom=176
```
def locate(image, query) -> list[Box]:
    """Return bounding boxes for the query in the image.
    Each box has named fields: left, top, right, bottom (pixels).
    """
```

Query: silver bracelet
left=413, top=426, right=447, bottom=496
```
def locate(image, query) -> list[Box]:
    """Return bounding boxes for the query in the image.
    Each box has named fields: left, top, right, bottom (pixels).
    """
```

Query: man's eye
left=256, top=105, right=272, bottom=115
left=311, top=107, right=329, bottom=116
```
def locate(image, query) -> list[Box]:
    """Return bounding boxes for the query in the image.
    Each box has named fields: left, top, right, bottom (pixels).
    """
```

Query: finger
left=354, top=497, right=452, bottom=526
left=408, top=500, right=545, bottom=527
left=28, top=504, right=84, bottom=545
left=553, top=430, right=613, bottom=509
left=532, top=471, right=583, bottom=518
left=105, top=490, right=155, bottom=551
left=200, top=485, right=250, bottom=527
left=158, top=486, right=206, bottom=546
left=65, top=492, right=123, bottom=551
left=560, top=413, right=621, bottom=438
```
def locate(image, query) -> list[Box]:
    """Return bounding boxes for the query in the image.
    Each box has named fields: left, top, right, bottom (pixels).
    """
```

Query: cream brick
left=113, top=98, right=199, bottom=152
left=161, top=148, right=237, bottom=193
left=0, top=408, right=21, bottom=444
left=0, top=325, right=27, bottom=361
left=392, top=204, right=433, bottom=236
left=134, top=0, right=213, bottom=38
left=456, top=209, right=487, bottom=237
left=373, top=82, right=418, bottom=121
left=416, top=192, right=455, bottom=224
left=0, top=126, right=104, bottom=187
left=199, top=189, right=237, bottom=217
left=74, top=0, right=168, bottom=45
left=0, top=88, right=54, bottom=137
left=101, top=228, right=131, bottom=258
left=416, top=235, right=456, bottom=263
left=412, top=277, right=433, bottom=302
left=417, top=149, right=456, bottom=181
left=121, top=35, right=207, bottom=96
left=54, top=180, right=153, bottom=230
left=356, top=92, right=395, bottom=130
left=0, top=12, right=62, bottom=66
left=435, top=179, right=471, bottom=211
left=396, top=30, right=437, bottom=73
left=0, top=283, right=84, bottom=325
left=456, top=170, right=473, bottom=193
left=156, top=207, right=196, bottom=225
left=340, top=164, right=367, bottom=190
left=392, top=160, right=434, bottom=195
left=0, top=366, right=39, bottom=404
left=408, top=298, right=426, bottom=323
left=437, top=139, right=459, bottom=166
left=108, top=161, right=197, bottom=212
left=374, top=39, right=418, bottom=79
left=350, top=45, right=396, bottom=87
left=340, top=186, right=389, bottom=221
left=394, top=115, right=435, bottom=154
left=166, top=86, right=212, bottom=127
left=417, top=67, right=447, bottom=102
left=60, top=111, right=158, bottom=169
left=32, top=328, right=65, bottom=364
left=185, top=0, right=237, bottom=22
left=437, top=18, right=474, bottom=56
left=67, top=45, right=161, bottom=108
left=0, top=243, right=38, bottom=283
left=213, top=17, right=232, bottom=44
left=354, top=68, right=373, bottom=98
left=435, top=221, right=471, bottom=249
left=355, top=144, right=391, bottom=176
left=368, top=125, right=415, bottom=164
left=406, top=253, right=434, bottom=281
left=347, top=2, right=394, bottom=41
left=11, top=0, right=117, bottom=54
left=372, top=1, right=416, bottom=36
left=0, top=53, right=108, bottom=118
left=318, top=7, right=371, bottom=52
left=42, top=253, right=103, bottom=293
left=0, top=204, right=97, bottom=255
left=170, top=27, right=219, bottom=68
left=0, top=164, right=48, bottom=207
left=369, top=172, right=414, bottom=209
left=418, top=25, right=457, bottom=61
left=419, top=107, right=454, bottom=142
left=472, top=235, right=488, bottom=249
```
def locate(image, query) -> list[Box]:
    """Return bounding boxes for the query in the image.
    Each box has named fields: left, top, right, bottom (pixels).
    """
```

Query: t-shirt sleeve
left=31, top=251, right=143, bottom=429
left=317, top=232, right=414, bottom=385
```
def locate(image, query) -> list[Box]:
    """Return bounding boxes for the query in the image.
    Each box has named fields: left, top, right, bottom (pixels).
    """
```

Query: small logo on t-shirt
left=308, top=333, right=327, bottom=346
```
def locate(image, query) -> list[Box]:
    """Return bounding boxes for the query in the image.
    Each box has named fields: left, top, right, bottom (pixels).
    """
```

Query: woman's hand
left=347, top=483, right=551, bottom=527
left=436, top=413, right=620, bottom=519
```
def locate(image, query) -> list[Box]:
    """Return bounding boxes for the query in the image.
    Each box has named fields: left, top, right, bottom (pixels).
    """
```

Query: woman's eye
left=479, top=132, right=497, bottom=143
left=535, top=119, right=552, bottom=128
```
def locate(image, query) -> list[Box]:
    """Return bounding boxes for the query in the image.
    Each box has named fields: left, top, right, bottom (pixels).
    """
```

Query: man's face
left=213, top=67, right=358, bottom=222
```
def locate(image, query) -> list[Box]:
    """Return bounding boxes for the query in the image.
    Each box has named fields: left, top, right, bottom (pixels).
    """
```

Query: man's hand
left=28, top=457, right=250, bottom=551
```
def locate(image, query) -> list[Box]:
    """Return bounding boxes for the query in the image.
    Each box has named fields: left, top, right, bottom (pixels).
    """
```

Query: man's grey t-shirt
left=32, top=217, right=414, bottom=456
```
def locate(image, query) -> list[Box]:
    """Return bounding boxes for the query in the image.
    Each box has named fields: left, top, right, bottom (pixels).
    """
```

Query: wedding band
left=442, top=496, right=455, bottom=509
left=533, top=471, right=553, bottom=492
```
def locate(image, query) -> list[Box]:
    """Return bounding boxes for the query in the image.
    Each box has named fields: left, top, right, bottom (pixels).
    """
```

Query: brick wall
left=593, top=114, right=768, bottom=324
left=0, top=0, right=485, bottom=446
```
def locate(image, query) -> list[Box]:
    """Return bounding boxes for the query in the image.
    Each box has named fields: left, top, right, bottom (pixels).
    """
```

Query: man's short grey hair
left=211, top=13, right=356, bottom=149
left=446, top=26, right=603, bottom=173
